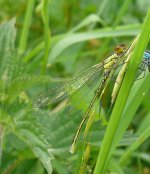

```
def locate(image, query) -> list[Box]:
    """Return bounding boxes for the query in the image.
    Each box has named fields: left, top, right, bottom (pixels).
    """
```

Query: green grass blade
left=68, top=14, right=105, bottom=33
left=119, top=125, right=150, bottom=165
left=113, top=0, right=132, bottom=27
left=18, top=0, right=35, bottom=54
left=108, top=158, right=125, bottom=174
left=41, top=0, right=51, bottom=74
left=48, top=24, right=140, bottom=63
left=110, top=73, right=150, bottom=152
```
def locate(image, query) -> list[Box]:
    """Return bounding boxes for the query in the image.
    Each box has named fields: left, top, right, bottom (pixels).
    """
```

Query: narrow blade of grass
left=119, top=125, right=150, bottom=165
left=18, top=0, right=35, bottom=54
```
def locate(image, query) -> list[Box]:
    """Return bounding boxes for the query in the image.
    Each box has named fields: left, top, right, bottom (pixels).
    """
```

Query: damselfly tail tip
left=69, top=144, right=76, bottom=154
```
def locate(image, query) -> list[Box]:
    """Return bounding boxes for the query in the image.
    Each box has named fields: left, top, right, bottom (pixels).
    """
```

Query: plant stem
left=41, top=0, right=51, bottom=75
left=19, top=0, right=35, bottom=54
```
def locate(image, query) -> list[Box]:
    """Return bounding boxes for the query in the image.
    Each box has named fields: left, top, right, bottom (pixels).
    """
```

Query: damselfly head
left=115, top=44, right=126, bottom=55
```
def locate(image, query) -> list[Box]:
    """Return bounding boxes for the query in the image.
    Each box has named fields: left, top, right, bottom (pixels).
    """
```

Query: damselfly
left=34, top=44, right=129, bottom=152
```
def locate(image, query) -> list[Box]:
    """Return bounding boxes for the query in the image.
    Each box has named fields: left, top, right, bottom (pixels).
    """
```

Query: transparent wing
left=34, top=62, right=103, bottom=108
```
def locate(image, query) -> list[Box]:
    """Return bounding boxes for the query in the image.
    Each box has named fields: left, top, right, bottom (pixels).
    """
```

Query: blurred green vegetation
left=0, top=0, right=150, bottom=174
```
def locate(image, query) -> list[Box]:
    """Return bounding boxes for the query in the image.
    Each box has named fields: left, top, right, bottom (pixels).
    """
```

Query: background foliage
left=0, top=0, right=150, bottom=174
